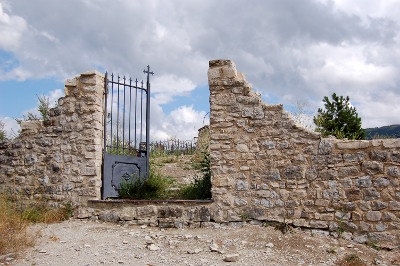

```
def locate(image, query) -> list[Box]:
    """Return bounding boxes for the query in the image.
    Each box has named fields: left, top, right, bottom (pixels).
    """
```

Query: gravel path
left=4, top=219, right=398, bottom=266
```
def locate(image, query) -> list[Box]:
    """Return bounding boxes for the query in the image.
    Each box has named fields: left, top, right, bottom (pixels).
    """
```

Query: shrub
left=118, top=168, right=175, bottom=200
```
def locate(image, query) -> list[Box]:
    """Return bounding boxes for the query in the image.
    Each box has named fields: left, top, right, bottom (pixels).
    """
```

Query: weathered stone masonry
left=0, top=71, right=104, bottom=207
left=208, top=60, right=400, bottom=245
left=1, top=60, right=400, bottom=246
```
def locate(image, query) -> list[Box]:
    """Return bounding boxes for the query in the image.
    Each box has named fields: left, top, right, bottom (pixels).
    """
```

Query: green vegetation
left=336, top=254, right=366, bottom=266
left=0, top=194, right=72, bottom=256
left=118, top=168, right=175, bottom=200
left=0, top=119, right=5, bottom=141
left=314, top=93, right=365, bottom=140
left=118, top=150, right=212, bottom=200
left=364, top=124, right=400, bottom=139
left=16, top=95, right=52, bottom=124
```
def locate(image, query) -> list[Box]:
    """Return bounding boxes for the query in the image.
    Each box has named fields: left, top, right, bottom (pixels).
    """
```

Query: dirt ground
left=2, top=219, right=399, bottom=266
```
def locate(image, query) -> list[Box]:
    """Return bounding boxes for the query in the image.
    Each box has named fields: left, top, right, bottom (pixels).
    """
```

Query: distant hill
left=364, top=124, right=400, bottom=140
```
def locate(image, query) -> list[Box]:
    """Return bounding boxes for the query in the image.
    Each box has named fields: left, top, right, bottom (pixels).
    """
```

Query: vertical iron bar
left=116, top=75, right=120, bottom=153
left=103, top=72, right=108, bottom=158
left=140, top=81, right=143, bottom=144
left=123, top=76, right=126, bottom=156
left=129, top=78, right=132, bottom=156
left=110, top=73, right=114, bottom=151
left=134, top=79, right=138, bottom=154
left=144, top=65, right=153, bottom=177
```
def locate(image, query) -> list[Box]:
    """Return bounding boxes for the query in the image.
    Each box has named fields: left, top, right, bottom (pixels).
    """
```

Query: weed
left=327, top=247, right=337, bottom=254
left=179, top=151, right=211, bottom=200
left=366, top=234, right=380, bottom=251
left=336, top=254, right=366, bottom=266
left=240, top=213, right=249, bottom=221
left=275, top=217, right=293, bottom=234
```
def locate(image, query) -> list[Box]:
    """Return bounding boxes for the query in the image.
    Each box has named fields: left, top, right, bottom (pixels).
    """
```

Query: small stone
left=118, top=261, right=124, bottom=264
left=5, top=257, right=14, bottom=262
left=347, top=244, right=354, bottom=248
left=265, top=242, right=274, bottom=248
left=84, top=244, right=91, bottom=248
left=147, top=244, right=159, bottom=251
left=140, top=225, right=147, bottom=229
left=39, top=250, right=47, bottom=253
left=122, top=240, right=128, bottom=244
left=210, top=243, right=219, bottom=252
left=224, top=254, right=239, bottom=262
left=194, top=248, right=203, bottom=254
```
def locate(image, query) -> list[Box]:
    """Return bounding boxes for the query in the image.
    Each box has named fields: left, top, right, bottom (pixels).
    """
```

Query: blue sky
left=1, top=0, right=400, bottom=140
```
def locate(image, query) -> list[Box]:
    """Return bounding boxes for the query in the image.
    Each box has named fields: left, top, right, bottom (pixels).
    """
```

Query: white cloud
left=0, top=2, right=26, bottom=50
left=1, top=0, right=400, bottom=129
left=151, top=104, right=208, bottom=141
left=0, top=116, right=20, bottom=138
left=151, top=74, right=196, bottom=105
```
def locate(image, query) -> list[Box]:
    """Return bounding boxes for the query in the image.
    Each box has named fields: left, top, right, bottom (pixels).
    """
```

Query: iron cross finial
left=143, top=65, right=154, bottom=76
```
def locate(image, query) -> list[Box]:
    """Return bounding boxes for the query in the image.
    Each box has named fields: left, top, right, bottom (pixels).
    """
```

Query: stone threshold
left=88, top=199, right=214, bottom=206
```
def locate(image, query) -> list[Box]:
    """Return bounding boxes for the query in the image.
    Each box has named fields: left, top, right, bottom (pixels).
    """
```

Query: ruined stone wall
left=0, top=71, right=105, bottom=207
left=208, top=60, right=400, bottom=245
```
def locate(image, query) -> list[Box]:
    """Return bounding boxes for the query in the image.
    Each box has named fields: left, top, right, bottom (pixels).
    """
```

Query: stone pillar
left=208, top=60, right=254, bottom=217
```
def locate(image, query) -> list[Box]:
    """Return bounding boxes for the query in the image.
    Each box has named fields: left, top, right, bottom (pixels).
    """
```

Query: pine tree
left=313, top=93, right=365, bottom=140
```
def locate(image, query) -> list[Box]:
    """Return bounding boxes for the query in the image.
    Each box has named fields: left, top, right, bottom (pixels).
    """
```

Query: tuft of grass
left=336, top=254, right=366, bottom=266
left=0, top=194, right=33, bottom=256
left=21, top=202, right=72, bottom=224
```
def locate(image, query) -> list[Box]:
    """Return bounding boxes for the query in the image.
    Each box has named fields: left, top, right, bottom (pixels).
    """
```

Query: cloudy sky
left=1, top=0, right=400, bottom=141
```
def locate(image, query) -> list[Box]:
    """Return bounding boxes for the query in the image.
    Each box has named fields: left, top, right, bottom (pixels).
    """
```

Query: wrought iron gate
left=102, top=66, right=153, bottom=199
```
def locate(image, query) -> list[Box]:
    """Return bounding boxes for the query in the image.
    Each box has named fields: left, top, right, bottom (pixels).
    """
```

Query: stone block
left=346, top=189, right=362, bottom=201
left=282, top=165, right=304, bottom=179
left=338, top=166, right=359, bottom=177
left=366, top=211, right=382, bottom=222
left=343, top=152, right=366, bottom=163
left=389, top=201, right=400, bottom=211
left=382, top=139, right=400, bottom=148
left=315, top=199, right=330, bottom=207
left=391, top=151, right=400, bottom=163
left=362, top=161, right=384, bottom=175
left=364, top=188, right=380, bottom=201
left=261, top=140, right=275, bottom=149
left=261, top=169, right=281, bottom=181
left=309, top=220, right=328, bottom=229
left=387, top=166, right=400, bottom=177
left=370, top=151, right=389, bottom=162
left=359, top=221, right=373, bottom=232
left=318, top=139, right=333, bottom=155
left=374, top=177, right=390, bottom=187
left=236, top=180, right=249, bottom=191
left=260, top=198, right=274, bottom=208
left=358, top=201, right=371, bottom=211
left=372, top=201, right=388, bottom=211
left=236, top=144, right=249, bottom=153
left=318, top=169, right=337, bottom=180
left=355, top=176, right=372, bottom=188
left=336, top=140, right=369, bottom=150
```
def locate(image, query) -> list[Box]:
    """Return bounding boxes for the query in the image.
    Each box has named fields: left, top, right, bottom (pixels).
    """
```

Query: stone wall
left=0, top=71, right=105, bottom=207
left=208, top=60, right=400, bottom=245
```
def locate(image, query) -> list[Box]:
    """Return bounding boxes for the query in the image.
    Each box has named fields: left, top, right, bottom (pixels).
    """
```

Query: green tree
left=313, top=93, right=365, bottom=140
